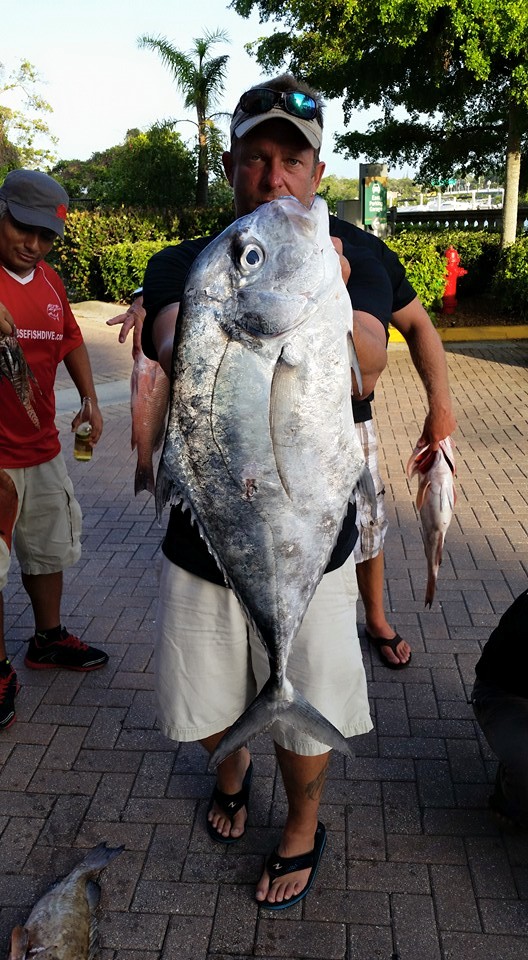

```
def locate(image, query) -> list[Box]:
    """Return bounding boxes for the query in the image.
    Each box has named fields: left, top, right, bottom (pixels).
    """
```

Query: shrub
left=50, top=208, right=167, bottom=300
left=493, top=238, right=528, bottom=320
left=385, top=232, right=447, bottom=310
left=99, top=240, right=170, bottom=302
left=428, top=230, right=501, bottom=297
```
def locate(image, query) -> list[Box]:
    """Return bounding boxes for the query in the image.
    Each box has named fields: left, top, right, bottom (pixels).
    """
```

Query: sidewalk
left=1, top=313, right=527, bottom=959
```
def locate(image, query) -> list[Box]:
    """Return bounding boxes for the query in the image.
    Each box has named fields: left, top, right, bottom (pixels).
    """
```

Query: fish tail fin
left=134, top=463, right=155, bottom=497
left=209, top=678, right=353, bottom=770
left=72, top=842, right=124, bottom=878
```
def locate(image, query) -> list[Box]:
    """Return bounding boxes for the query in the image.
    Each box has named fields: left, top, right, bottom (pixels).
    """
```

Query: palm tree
left=138, top=29, right=230, bottom=207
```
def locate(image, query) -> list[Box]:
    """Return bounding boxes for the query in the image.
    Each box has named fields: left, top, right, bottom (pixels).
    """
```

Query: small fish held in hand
left=8, top=842, right=123, bottom=960
left=407, top=436, right=456, bottom=608
left=0, top=332, right=42, bottom=430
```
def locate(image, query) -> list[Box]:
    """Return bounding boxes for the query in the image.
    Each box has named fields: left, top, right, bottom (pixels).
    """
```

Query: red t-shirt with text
left=0, top=261, right=84, bottom=468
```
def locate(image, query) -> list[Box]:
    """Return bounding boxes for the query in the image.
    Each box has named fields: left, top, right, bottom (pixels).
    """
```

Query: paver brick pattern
left=1, top=328, right=527, bottom=959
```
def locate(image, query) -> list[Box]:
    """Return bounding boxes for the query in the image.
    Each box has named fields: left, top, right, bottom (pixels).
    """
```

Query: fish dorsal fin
left=8, top=925, right=29, bottom=960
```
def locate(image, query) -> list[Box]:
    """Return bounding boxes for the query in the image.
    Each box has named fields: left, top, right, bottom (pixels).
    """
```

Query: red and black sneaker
left=25, top=629, right=109, bottom=672
left=0, top=664, right=20, bottom=730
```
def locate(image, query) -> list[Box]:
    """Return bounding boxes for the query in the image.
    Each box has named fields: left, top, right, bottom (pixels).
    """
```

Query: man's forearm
left=63, top=343, right=99, bottom=402
left=352, top=309, right=388, bottom=399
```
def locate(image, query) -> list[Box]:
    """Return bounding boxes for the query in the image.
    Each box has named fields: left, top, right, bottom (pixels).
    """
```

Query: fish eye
left=239, top=243, right=264, bottom=274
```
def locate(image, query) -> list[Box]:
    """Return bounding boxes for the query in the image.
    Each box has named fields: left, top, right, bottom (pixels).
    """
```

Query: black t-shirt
left=142, top=213, right=412, bottom=584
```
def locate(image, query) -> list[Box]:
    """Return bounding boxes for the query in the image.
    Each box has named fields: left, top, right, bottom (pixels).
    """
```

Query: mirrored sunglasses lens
left=285, top=92, right=317, bottom=119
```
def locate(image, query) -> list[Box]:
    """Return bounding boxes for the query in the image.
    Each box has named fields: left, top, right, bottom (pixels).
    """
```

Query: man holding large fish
left=0, top=171, right=109, bottom=734
left=128, top=74, right=396, bottom=911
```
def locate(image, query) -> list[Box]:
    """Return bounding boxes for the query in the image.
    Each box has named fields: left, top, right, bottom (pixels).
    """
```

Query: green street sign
left=363, top=176, right=387, bottom=226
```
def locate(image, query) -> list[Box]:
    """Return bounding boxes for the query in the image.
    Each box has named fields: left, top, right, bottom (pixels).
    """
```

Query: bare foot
left=367, top=624, right=412, bottom=666
left=255, top=824, right=318, bottom=906
left=207, top=748, right=251, bottom=841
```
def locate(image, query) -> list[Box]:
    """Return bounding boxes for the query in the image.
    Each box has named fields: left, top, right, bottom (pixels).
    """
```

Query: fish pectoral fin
left=208, top=678, right=354, bottom=770
left=348, top=332, right=362, bottom=397
left=354, top=464, right=378, bottom=521
left=8, top=925, right=29, bottom=960
left=415, top=479, right=431, bottom=511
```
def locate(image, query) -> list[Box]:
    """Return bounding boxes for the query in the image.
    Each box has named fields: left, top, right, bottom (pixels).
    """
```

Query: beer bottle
left=74, top=397, right=93, bottom=461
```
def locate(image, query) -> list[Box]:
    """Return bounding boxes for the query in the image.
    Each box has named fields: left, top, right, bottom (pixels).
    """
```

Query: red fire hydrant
left=442, top=246, right=467, bottom=315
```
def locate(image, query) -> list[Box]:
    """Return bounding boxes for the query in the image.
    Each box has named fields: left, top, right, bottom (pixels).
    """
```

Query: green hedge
left=49, top=209, right=167, bottom=301
left=99, top=240, right=169, bottom=302
left=385, top=232, right=447, bottom=310
left=493, top=238, right=528, bottom=321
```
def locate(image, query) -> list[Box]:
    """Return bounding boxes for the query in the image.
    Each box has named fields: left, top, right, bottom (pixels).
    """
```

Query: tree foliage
left=0, top=59, right=57, bottom=177
left=52, top=124, right=196, bottom=209
left=232, top=0, right=528, bottom=245
left=138, top=28, right=230, bottom=206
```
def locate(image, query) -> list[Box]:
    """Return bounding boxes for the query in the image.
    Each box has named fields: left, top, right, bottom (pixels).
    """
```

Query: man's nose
left=23, top=231, right=40, bottom=251
left=264, top=159, right=286, bottom=189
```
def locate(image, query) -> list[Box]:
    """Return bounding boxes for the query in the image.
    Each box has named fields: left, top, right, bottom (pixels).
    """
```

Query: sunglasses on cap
left=238, top=87, right=318, bottom=121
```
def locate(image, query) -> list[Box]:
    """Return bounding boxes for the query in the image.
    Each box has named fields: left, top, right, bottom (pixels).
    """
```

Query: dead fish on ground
left=0, top=332, right=41, bottom=430
left=157, top=194, right=371, bottom=768
left=407, top=436, right=456, bottom=607
left=8, top=842, right=123, bottom=960
left=130, top=318, right=169, bottom=496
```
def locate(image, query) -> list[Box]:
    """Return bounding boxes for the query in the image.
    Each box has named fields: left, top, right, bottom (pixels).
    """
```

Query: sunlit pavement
left=1, top=305, right=527, bottom=959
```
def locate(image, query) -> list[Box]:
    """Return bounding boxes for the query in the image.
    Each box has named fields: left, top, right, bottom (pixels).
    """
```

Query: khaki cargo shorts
left=155, top=553, right=372, bottom=755
left=0, top=454, right=82, bottom=589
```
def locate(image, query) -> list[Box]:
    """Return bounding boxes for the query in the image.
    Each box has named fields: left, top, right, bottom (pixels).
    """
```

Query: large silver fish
left=8, top=843, right=123, bottom=960
left=156, top=195, right=368, bottom=768
left=407, top=436, right=456, bottom=607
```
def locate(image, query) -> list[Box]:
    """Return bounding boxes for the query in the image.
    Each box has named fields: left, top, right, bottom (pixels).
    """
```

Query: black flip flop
left=259, top=821, right=327, bottom=911
left=366, top=630, right=411, bottom=670
left=206, top=760, right=253, bottom=844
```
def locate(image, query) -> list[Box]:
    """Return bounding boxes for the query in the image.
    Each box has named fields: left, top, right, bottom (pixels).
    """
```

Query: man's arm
left=151, top=303, right=180, bottom=377
left=331, top=237, right=387, bottom=399
left=391, top=297, right=456, bottom=447
left=0, top=302, right=15, bottom=336
left=63, top=343, right=103, bottom=443
left=351, top=309, right=388, bottom=399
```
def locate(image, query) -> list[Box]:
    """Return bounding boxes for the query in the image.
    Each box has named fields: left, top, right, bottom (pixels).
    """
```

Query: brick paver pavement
left=1, top=311, right=527, bottom=959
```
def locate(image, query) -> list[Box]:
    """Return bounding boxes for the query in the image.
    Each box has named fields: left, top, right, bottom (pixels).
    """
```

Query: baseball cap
left=0, top=169, right=69, bottom=238
left=230, top=86, right=323, bottom=150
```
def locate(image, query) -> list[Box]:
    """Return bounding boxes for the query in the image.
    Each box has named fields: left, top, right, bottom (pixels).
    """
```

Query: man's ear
left=222, top=151, right=234, bottom=186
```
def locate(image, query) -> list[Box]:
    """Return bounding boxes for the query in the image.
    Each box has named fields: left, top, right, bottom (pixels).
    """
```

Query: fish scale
left=156, top=195, right=369, bottom=768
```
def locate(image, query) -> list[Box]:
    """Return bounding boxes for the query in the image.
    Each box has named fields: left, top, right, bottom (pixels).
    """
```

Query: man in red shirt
left=0, top=169, right=109, bottom=732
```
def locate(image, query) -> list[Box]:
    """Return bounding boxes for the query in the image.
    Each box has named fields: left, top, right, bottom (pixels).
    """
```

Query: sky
left=1, top=0, right=399, bottom=181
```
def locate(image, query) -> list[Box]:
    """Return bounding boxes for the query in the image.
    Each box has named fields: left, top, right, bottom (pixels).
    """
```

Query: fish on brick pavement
left=156, top=194, right=371, bottom=769
left=8, top=843, right=123, bottom=960
left=0, top=332, right=41, bottom=430
left=130, top=318, right=169, bottom=496
left=407, top=436, right=456, bottom=608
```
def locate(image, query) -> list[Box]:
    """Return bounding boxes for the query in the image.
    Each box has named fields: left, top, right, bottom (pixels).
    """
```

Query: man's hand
left=0, top=302, right=16, bottom=337
left=71, top=400, right=103, bottom=445
left=106, top=296, right=146, bottom=346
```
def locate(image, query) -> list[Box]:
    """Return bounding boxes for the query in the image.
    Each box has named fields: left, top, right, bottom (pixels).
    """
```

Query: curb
left=389, top=324, right=528, bottom=343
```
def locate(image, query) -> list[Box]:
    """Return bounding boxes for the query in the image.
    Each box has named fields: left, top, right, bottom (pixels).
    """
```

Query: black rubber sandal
left=206, top=760, right=253, bottom=844
left=259, top=821, right=327, bottom=911
left=366, top=630, right=411, bottom=670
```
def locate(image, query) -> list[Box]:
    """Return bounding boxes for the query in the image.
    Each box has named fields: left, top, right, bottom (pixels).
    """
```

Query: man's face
left=223, top=119, right=326, bottom=218
left=0, top=213, right=55, bottom=278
